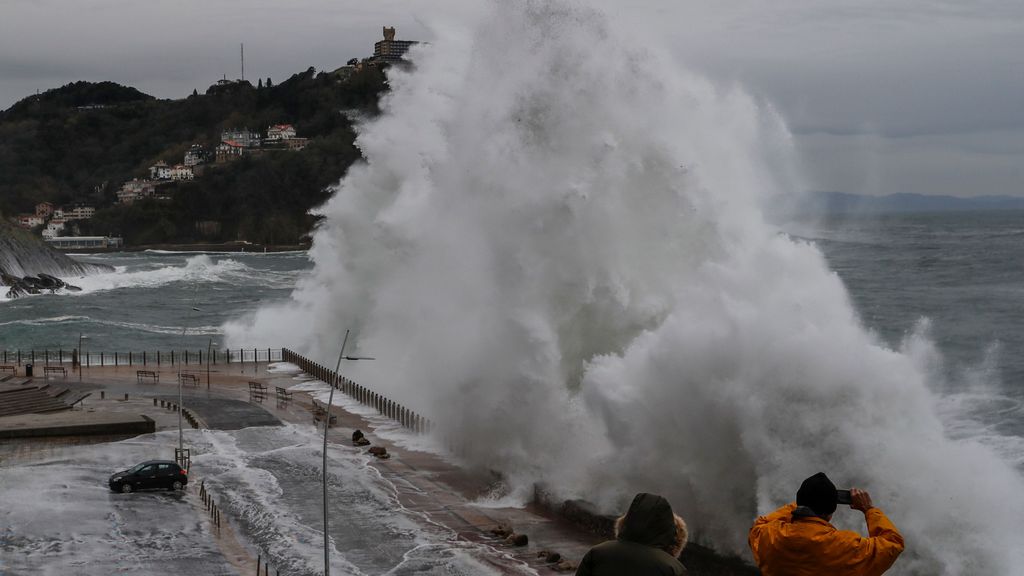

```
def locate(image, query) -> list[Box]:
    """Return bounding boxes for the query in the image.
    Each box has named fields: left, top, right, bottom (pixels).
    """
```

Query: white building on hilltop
left=266, top=124, right=297, bottom=141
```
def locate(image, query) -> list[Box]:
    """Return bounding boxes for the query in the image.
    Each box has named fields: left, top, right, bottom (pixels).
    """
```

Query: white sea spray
left=225, top=1, right=1024, bottom=572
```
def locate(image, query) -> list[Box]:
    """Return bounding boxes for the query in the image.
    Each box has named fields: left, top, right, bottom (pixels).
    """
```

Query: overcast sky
left=1, top=0, right=1022, bottom=197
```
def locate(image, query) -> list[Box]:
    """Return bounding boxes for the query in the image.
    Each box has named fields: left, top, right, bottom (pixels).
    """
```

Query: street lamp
left=206, top=338, right=216, bottom=389
left=323, top=329, right=374, bottom=576
left=178, top=305, right=201, bottom=461
left=77, top=334, right=89, bottom=383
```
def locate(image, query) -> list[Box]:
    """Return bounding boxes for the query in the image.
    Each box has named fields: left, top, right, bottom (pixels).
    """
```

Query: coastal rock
left=505, top=533, right=528, bottom=546
left=368, top=446, right=390, bottom=459
left=1, top=272, right=82, bottom=299
left=0, top=219, right=109, bottom=298
left=490, top=523, right=514, bottom=538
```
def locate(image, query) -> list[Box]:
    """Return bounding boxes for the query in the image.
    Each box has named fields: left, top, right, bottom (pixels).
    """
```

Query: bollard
left=153, top=398, right=157, bottom=406
left=257, top=554, right=261, bottom=575
left=124, top=393, right=128, bottom=400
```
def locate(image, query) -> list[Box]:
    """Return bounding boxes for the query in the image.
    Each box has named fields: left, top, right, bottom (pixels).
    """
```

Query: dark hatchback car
left=109, top=460, right=188, bottom=493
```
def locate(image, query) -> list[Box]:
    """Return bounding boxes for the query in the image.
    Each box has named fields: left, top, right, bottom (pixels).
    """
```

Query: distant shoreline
left=59, top=241, right=311, bottom=255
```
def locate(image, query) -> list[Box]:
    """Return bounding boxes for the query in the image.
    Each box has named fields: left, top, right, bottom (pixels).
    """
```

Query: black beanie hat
left=797, top=472, right=838, bottom=516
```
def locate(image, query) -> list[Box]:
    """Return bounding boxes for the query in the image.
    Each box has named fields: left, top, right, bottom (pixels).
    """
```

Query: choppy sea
left=4, top=212, right=1023, bottom=392
left=3, top=211, right=1024, bottom=450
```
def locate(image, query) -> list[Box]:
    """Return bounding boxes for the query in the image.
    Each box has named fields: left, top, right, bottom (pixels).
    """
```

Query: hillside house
left=150, top=161, right=171, bottom=180
left=42, top=220, right=66, bottom=239
left=266, top=124, right=297, bottom=141
left=117, top=179, right=157, bottom=204
left=64, top=206, right=96, bottom=220
left=169, top=164, right=194, bottom=180
left=216, top=140, right=246, bottom=163
left=221, top=128, right=260, bottom=148
left=184, top=144, right=208, bottom=167
left=35, top=202, right=55, bottom=218
left=17, top=214, right=44, bottom=229
left=284, top=138, right=309, bottom=151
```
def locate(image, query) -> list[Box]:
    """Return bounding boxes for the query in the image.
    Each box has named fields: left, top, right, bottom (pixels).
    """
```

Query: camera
left=836, top=489, right=852, bottom=505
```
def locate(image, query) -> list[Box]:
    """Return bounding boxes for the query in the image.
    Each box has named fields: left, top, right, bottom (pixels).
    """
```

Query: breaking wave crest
left=226, top=1, right=1024, bottom=573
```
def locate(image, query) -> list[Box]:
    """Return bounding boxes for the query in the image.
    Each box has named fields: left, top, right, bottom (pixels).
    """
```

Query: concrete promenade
left=2, top=361, right=757, bottom=575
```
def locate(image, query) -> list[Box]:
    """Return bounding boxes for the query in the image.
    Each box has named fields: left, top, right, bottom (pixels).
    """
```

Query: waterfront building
left=373, top=27, right=419, bottom=63
left=45, top=236, right=124, bottom=250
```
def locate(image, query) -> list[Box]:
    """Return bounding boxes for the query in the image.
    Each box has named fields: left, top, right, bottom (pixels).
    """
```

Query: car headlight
left=111, top=476, right=122, bottom=482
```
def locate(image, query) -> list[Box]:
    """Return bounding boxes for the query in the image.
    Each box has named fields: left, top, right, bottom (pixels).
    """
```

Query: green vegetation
left=0, top=66, right=388, bottom=245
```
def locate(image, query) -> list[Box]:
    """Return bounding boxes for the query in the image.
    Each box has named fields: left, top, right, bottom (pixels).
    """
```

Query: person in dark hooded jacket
left=575, top=493, right=688, bottom=576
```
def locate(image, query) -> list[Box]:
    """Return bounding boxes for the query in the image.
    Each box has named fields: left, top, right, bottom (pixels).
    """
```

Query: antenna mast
left=240, top=43, right=245, bottom=82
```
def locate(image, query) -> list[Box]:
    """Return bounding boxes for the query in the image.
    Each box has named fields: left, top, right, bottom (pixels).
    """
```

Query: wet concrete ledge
left=537, top=491, right=760, bottom=575
left=0, top=412, right=155, bottom=439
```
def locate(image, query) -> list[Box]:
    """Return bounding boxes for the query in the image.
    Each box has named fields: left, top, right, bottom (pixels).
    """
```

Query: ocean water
left=4, top=214, right=1021, bottom=400
left=0, top=250, right=310, bottom=355
left=799, top=211, right=1024, bottom=443
left=3, top=212, right=1024, bottom=574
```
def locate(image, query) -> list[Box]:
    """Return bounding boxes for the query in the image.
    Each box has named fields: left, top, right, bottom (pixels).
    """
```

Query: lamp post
left=178, top=305, right=201, bottom=460
left=323, top=329, right=374, bottom=576
left=206, top=338, right=215, bottom=389
left=77, top=333, right=89, bottom=383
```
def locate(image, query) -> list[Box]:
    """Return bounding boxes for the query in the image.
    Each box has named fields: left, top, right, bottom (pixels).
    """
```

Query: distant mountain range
left=807, top=192, right=1024, bottom=214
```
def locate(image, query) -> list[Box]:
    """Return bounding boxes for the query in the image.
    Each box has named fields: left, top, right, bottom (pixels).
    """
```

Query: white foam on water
left=225, top=1, right=1024, bottom=573
left=0, top=431, right=232, bottom=575
left=188, top=424, right=529, bottom=575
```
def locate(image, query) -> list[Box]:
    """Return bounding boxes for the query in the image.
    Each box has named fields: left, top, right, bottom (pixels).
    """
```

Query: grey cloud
left=1, top=0, right=1022, bottom=196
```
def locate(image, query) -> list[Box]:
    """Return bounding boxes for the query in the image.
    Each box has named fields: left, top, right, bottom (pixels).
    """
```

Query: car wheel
left=120, top=483, right=133, bottom=494
left=171, top=480, right=183, bottom=491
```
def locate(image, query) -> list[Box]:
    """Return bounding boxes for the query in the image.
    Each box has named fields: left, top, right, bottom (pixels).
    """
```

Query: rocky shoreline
left=1, top=272, right=82, bottom=299
left=1, top=221, right=113, bottom=298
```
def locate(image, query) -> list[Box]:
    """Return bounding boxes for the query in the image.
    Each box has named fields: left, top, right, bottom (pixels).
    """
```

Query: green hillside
left=0, top=66, right=387, bottom=245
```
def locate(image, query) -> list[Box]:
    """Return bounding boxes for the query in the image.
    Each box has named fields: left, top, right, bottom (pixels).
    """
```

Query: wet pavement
left=0, top=362, right=604, bottom=575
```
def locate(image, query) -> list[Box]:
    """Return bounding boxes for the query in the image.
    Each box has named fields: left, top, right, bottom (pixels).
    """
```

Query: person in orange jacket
left=749, top=472, right=904, bottom=576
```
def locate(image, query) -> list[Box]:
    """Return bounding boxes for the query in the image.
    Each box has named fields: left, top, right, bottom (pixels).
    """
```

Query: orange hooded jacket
left=749, top=502, right=905, bottom=576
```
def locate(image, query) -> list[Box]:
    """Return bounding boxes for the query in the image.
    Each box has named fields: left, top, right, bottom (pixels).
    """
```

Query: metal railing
left=0, top=348, right=284, bottom=367
left=282, top=348, right=433, bottom=435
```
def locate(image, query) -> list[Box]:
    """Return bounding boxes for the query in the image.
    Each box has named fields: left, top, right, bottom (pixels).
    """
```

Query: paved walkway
left=19, top=362, right=598, bottom=573
left=5, top=362, right=757, bottom=575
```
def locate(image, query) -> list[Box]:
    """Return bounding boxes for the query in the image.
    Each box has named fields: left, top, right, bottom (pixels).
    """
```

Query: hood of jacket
left=617, top=493, right=677, bottom=551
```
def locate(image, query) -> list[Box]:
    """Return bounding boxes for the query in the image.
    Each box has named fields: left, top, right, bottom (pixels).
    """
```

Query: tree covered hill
left=0, top=65, right=388, bottom=245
